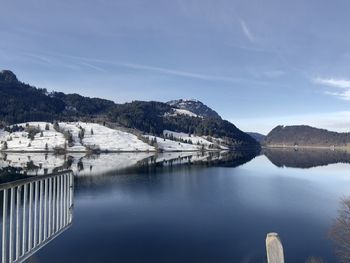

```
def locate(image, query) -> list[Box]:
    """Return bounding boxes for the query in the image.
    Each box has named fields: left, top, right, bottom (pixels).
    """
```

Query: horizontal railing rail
left=0, top=170, right=73, bottom=191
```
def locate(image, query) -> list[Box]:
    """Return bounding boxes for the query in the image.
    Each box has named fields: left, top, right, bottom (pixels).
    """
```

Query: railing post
left=48, top=178, right=52, bottom=237
left=66, top=174, right=70, bottom=223
left=2, top=189, right=8, bottom=263
left=69, top=173, right=74, bottom=223
left=33, top=181, right=38, bottom=247
left=62, top=176, right=67, bottom=225
left=9, top=187, right=15, bottom=263
left=22, top=184, right=27, bottom=255
left=266, top=232, right=285, bottom=263
left=38, top=180, right=43, bottom=243
left=60, top=175, right=63, bottom=229
left=56, top=176, right=60, bottom=232
left=52, top=176, right=56, bottom=233
left=15, top=186, right=21, bottom=260
left=28, top=182, right=33, bottom=251
left=44, top=179, right=48, bottom=240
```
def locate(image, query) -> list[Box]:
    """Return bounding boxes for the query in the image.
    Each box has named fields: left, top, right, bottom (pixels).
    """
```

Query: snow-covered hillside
left=0, top=122, right=155, bottom=152
left=163, top=130, right=229, bottom=150
left=58, top=122, right=154, bottom=152
left=0, top=122, right=230, bottom=153
left=0, top=122, right=65, bottom=152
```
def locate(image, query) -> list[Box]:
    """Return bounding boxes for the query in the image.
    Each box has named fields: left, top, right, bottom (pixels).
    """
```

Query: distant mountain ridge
left=0, top=70, right=259, bottom=148
left=167, top=99, right=221, bottom=119
left=264, top=125, right=350, bottom=148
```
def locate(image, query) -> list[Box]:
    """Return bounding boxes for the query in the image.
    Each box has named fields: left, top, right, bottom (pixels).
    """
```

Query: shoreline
left=263, top=145, right=350, bottom=150
left=0, top=149, right=229, bottom=154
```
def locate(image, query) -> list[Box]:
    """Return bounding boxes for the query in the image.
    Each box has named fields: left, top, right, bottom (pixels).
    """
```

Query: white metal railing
left=0, top=171, right=74, bottom=263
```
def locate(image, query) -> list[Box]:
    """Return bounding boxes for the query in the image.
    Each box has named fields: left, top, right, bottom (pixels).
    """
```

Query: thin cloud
left=239, top=19, right=254, bottom=42
left=313, top=77, right=350, bottom=101
left=22, top=52, right=105, bottom=71
left=20, top=51, right=294, bottom=88
left=118, top=62, right=237, bottom=82
left=29, top=51, right=269, bottom=84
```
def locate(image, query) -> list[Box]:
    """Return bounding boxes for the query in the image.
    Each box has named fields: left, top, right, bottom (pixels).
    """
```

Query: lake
left=1, top=149, right=350, bottom=263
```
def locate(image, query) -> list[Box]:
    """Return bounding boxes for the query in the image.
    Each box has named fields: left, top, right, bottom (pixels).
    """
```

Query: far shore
left=264, top=145, right=350, bottom=150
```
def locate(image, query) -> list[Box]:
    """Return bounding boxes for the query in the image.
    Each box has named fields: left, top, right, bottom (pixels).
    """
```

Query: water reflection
left=0, top=171, right=74, bottom=263
left=263, top=148, right=350, bottom=169
left=305, top=257, right=325, bottom=263
left=0, top=151, right=258, bottom=177
left=2, top=148, right=350, bottom=178
left=0, top=149, right=349, bottom=262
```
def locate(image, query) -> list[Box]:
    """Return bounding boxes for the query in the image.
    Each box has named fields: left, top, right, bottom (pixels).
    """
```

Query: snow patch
left=164, top=108, right=200, bottom=118
left=163, top=130, right=229, bottom=150
left=144, top=135, right=200, bottom=151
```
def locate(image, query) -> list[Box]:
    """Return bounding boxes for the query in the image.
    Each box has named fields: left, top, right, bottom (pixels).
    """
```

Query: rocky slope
left=167, top=99, right=221, bottom=119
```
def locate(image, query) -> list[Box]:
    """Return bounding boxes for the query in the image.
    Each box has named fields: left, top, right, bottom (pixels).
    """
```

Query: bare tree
left=330, top=197, right=350, bottom=263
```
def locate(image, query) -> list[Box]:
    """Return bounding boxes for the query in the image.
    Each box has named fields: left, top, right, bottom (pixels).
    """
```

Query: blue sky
left=1, top=0, right=350, bottom=134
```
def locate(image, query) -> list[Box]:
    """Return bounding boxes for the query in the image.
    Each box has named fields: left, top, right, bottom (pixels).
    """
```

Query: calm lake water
left=1, top=149, right=350, bottom=263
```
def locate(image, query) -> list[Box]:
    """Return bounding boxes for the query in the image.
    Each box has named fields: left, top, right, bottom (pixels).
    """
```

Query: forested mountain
left=247, top=132, right=266, bottom=143
left=52, top=92, right=115, bottom=116
left=167, top=99, right=221, bottom=119
left=0, top=70, right=259, bottom=148
left=0, top=70, right=65, bottom=123
left=264, top=125, right=350, bottom=147
left=109, top=101, right=257, bottom=147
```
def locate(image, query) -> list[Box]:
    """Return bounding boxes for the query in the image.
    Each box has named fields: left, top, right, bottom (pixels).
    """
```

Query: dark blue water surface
left=2, top=149, right=350, bottom=263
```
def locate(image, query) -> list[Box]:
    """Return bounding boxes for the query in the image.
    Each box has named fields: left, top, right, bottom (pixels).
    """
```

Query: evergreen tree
left=78, top=128, right=85, bottom=141
left=53, top=122, right=60, bottom=132
left=64, top=131, right=74, bottom=146
left=2, top=141, right=8, bottom=150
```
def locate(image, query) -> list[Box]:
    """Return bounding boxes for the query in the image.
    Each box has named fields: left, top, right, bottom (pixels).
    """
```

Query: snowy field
left=0, top=122, right=155, bottom=152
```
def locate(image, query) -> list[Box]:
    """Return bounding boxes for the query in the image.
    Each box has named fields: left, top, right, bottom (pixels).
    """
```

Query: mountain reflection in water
left=2, top=148, right=350, bottom=178
left=0, top=151, right=258, bottom=179
left=263, top=148, right=350, bottom=169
